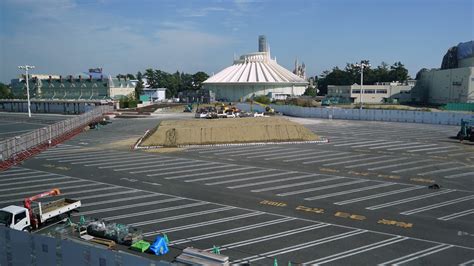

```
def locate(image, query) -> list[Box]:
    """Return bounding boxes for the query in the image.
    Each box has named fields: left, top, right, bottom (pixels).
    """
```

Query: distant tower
left=258, top=35, right=267, bottom=53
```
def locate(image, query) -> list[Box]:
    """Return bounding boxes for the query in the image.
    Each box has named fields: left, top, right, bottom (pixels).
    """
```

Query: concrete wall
left=236, top=103, right=474, bottom=126
left=109, top=86, right=135, bottom=98
left=327, top=84, right=416, bottom=103
left=205, top=84, right=306, bottom=101
left=0, top=100, right=106, bottom=114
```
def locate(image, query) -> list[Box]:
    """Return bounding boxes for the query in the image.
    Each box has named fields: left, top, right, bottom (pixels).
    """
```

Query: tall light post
left=18, top=65, right=35, bottom=117
left=354, top=61, right=370, bottom=110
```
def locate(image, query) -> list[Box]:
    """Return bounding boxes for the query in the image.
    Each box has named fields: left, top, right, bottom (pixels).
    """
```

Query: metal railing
left=0, top=105, right=113, bottom=162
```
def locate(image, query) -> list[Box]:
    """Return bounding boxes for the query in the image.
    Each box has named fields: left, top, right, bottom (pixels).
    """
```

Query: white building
left=203, top=36, right=308, bottom=102
left=327, top=81, right=417, bottom=104
left=140, top=88, right=166, bottom=102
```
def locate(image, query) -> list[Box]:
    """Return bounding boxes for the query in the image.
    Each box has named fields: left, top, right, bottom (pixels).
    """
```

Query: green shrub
left=253, top=95, right=271, bottom=105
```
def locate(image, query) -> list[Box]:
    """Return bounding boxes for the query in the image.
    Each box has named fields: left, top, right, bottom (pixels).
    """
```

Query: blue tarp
left=457, top=41, right=474, bottom=60
left=149, top=236, right=169, bottom=256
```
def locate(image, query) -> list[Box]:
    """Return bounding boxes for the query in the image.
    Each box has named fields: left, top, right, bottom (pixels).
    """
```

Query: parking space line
left=419, top=166, right=470, bottom=176
left=304, top=236, right=407, bottom=265
left=227, top=174, right=319, bottom=189
left=334, top=186, right=424, bottom=205
left=351, top=141, right=404, bottom=148
left=277, top=180, right=367, bottom=197
left=183, top=167, right=259, bottom=182
left=368, top=159, right=432, bottom=171
left=0, top=179, right=84, bottom=193
left=130, top=206, right=236, bottom=227
left=225, top=146, right=284, bottom=156
left=232, top=229, right=367, bottom=263
left=281, top=150, right=336, bottom=162
left=345, top=158, right=406, bottom=169
left=169, top=217, right=295, bottom=246
left=204, top=171, right=291, bottom=185
left=401, top=195, right=474, bottom=215
left=460, top=259, right=474, bottom=266
left=66, top=154, right=137, bottom=164
left=78, top=198, right=184, bottom=215
left=366, top=190, right=455, bottom=210
left=437, top=209, right=474, bottom=221
left=123, top=160, right=198, bottom=172
left=378, top=244, right=452, bottom=265
left=445, top=171, right=474, bottom=179
left=323, top=156, right=389, bottom=166
left=0, top=183, right=98, bottom=202
left=0, top=173, right=56, bottom=182
left=245, top=148, right=300, bottom=159
left=303, top=154, right=366, bottom=164
left=0, top=170, right=43, bottom=178
left=103, top=202, right=209, bottom=220
left=147, top=212, right=264, bottom=236
left=408, top=146, right=456, bottom=153
left=43, top=150, right=113, bottom=160
left=333, top=139, right=386, bottom=147
left=0, top=175, right=72, bottom=187
left=159, top=164, right=236, bottom=178
left=250, top=176, right=343, bottom=193
left=263, top=150, right=313, bottom=160
left=391, top=162, right=455, bottom=173
left=369, top=142, right=420, bottom=150
left=104, top=158, right=184, bottom=170
left=388, top=143, right=437, bottom=151
left=83, top=154, right=154, bottom=166
left=217, top=223, right=329, bottom=251
left=285, top=152, right=350, bottom=163
left=304, top=183, right=396, bottom=201
left=132, top=162, right=215, bottom=174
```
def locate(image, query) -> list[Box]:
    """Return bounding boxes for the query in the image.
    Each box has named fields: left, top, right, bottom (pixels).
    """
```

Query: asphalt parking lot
left=0, top=112, right=72, bottom=141
left=1, top=114, right=473, bottom=265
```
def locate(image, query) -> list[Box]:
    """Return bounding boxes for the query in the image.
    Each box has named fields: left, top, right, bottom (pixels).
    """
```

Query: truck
left=0, top=188, right=81, bottom=231
left=457, top=119, right=474, bottom=142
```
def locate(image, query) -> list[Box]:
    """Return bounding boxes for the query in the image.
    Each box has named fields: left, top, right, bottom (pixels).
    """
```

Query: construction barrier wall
left=0, top=100, right=107, bottom=114
left=236, top=103, right=474, bottom=126
left=0, top=226, right=172, bottom=266
left=0, top=105, right=113, bottom=163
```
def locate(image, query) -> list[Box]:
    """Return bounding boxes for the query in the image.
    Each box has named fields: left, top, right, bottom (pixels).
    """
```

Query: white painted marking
left=232, top=229, right=366, bottom=263
left=391, top=162, right=455, bottom=173
left=284, top=152, right=350, bottom=162
left=366, top=190, right=455, bottom=210
left=158, top=164, right=235, bottom=178
left=129, top=206, right=235, bottom=227
left=263, top=150, right=313, bottom=160
left=437, top=209, right=474, bottom=221
left=0, top=183, right=98, bottom=202
left=0, top=173, right=56, bottom=182
left=333, top=139, right=386, bottom=147
left=277, top=180, right=367, bottom=197
left=302, top=154, right=366, bottom=164
left=43, top=150, right=112, bottom=160
left=168, top=167, right=261, bottom=182
left=184, top=167, right=260, bottom=182
left=368, top=159, right=432, bottom=171
left=305, top=236, right=407, bottom=265
left=145, top=212, right=264, bottom=236
left=401, top=195, right=474, bottom=215
left=378, top=244, right=452, bottom=265
left=408, top=146, right=455, bottom=153
left=78, top=198, right=184, bottom=215
left=0, top=171, right=43, bottom=178
left=132, top=161, right=214, bottom=174
left=351, top=140, right=404, bottom=148
left=103, top=202, right=208, bottom=220
left=101, top=157, right=182, bottom=169
left=334, top=186, right=424, bottom=205
left=445, top=171, right=474, bottom=179
left=345, top=158, right=406, bottom=169
left=84, top=154, right=155, bottom=166
left=388, top=143, right=437, bottom=151
left=64, top=153, right=135, bottom=164
left=0, top=180, right=83, bottom=193
left=304, top=183, right=396, bottom=201
left=251, top=176, right=344, bottom=193
left=426, top=148, right=458, bottom=154
left=245, top=148, right=300, bottom=158
left=0, top=175, right=70, bottom=187
left=80, top=193, right=162, bottom=208
left=369, top=142, right=420, bottom=150
left=459, top=259, right=474, bottom=266
left=205, top=171, right=291, bottom=185
left=323, top=156, right=389, bottom=166
left=170, top=217, right=295, bottom=246
left=227, top=174, right=318, bottom=189
left=419, top=166, right=470, bottom=176
left=111, top=158, right=187, bottom=171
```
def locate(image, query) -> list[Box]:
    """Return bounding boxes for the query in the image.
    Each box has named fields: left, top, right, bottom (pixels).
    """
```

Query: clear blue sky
left=0, top=0, right=472, bottom=83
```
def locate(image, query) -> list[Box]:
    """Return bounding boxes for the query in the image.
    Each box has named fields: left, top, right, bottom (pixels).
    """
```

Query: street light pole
left=355, top=61, right=370, bottom=110
left=18, top=65, right=35, bottom=118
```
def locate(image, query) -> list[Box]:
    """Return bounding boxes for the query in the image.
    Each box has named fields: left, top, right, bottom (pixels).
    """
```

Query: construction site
left=1, top=101, right=473, bottom=265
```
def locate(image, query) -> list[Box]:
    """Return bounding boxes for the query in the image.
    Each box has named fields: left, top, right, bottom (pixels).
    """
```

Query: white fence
left=237, top=103, right=473, bottom=126
left=0, top=105, right=113, bottom=162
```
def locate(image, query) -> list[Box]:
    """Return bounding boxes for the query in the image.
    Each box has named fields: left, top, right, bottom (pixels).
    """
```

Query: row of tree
left=0, top=83, right=13, bottom=99
left=314, top=61, right=410, bottom=95
left=117, top=70, right=210, bottom=98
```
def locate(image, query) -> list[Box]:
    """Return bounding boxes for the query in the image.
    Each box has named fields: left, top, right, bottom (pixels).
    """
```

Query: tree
left=192, top=71, right=209, bottom=90
left=0, top=83, right=13, bottom=99
left=135, top=71, right=144, bottom=100
left=126, top=74, right=135, bottom=80
left=389, top=62, right=409, bottom=82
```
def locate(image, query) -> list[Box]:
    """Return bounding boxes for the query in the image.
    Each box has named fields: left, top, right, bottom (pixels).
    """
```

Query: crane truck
left=0, top=188, right=81, bottom=231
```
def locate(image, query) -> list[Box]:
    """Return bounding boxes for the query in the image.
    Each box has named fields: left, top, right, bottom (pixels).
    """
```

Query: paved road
left=0, top=112, right=72, bottom=141
left=1, top=114, right=473, bottom=265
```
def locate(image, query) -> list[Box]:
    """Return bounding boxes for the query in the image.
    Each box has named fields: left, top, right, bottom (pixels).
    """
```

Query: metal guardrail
left=0, top=105, right=113, bottom=162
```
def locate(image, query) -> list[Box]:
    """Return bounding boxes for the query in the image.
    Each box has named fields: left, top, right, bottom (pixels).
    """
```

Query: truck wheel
left=22, top=227, right=30, bottom=232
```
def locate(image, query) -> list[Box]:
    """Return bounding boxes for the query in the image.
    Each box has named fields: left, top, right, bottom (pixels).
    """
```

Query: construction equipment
left=184, top=104, right=193, bottom=112
left=457, top=119, right=474, bottom=142
left=0, top=188, right=81, bottom=231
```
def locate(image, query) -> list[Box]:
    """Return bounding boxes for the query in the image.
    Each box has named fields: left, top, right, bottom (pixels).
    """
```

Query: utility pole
left=354, top=61, right=370, bottom=110
left=18, top=65, right=35, bottom=117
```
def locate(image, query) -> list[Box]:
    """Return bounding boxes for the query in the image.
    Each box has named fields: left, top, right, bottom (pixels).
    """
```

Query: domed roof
left=204, top=52, right=307, bottom=84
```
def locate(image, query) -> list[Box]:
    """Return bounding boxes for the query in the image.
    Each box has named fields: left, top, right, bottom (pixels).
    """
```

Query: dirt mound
left=140, top=117, right=320, bottom=147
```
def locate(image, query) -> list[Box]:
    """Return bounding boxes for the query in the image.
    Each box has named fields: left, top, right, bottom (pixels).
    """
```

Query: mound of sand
left=140, top=117, right=320, bottom=147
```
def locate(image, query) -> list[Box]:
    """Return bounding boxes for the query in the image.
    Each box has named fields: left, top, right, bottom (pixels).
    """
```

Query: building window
left=352, top=89, right=360, bottom=94
left=376, top=89, right=387, bottom=94
left=364, top=89, right=375, bottom=94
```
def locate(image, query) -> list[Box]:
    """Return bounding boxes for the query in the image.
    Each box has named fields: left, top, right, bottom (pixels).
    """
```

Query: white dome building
left=203, top=36, right=308, bottom=101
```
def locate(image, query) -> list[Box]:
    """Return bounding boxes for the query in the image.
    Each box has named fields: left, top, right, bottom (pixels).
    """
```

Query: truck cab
left=0, top=206, right=31, bottom=231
